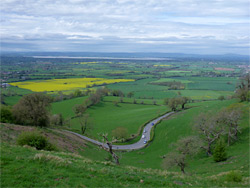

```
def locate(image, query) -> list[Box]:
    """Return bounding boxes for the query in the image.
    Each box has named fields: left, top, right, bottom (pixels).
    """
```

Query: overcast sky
left=1, top=0, right=249, bottom=55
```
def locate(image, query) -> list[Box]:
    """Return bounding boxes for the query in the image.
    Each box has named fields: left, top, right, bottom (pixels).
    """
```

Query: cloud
left=0, top=0, right=249, bottom=54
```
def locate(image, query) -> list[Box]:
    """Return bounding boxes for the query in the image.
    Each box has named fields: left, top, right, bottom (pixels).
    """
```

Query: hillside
left=1, top=99, right=249, bottom=187
left=1, top=139, right=249, bottom=187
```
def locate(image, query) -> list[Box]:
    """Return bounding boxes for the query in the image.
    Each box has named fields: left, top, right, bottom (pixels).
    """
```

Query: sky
left=1, top=0, right=249, bottom=55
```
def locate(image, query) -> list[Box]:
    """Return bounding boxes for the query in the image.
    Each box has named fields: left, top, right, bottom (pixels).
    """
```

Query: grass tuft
left=33, top=153, right=72, bottom=166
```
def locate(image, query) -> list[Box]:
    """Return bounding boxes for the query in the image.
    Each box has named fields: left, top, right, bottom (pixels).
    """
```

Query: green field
left=151, top=78, right=194, bottom=84
left=108, top=78, right=176, bottom=99
left=52, top=97, right=169, bottom=140
left=186, top=77, right=238, bottom=91
left=51, top=96, right=88, bottom=119
left=172, top=90, right=234, bottom=100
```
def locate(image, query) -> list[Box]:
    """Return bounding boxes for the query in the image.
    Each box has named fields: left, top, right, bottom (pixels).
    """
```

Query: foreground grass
left=1, top=142, right=249, bottom=187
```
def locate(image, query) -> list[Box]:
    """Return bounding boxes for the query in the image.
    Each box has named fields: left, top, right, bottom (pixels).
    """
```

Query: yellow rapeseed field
left=9, top=78, right=134, bottom=92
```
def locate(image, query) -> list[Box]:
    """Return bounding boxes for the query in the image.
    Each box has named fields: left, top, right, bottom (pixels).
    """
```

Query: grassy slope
left=1, top=99, right=249, bottom=187
left=52, top=96, right=169, bottom=140
left=120, top=100, right=249, bottom=177
left=1, top=142, right=249, bottom=187
left=70, top=101, right=169, bottom=140
left=51, top=96, right=88, bottom=119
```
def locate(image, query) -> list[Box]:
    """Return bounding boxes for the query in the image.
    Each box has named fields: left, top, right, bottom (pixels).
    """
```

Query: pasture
left=52, top=97, right=169, bottom=140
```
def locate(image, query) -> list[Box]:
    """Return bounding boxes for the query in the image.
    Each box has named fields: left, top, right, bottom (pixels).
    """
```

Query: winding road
left=65, top=111, right=174, bottom=150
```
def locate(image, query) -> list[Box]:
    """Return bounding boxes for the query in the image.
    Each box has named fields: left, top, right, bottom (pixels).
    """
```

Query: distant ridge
left=1, top=52, right=249, bottom=62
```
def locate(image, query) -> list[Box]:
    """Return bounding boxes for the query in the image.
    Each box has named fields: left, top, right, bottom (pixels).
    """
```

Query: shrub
left=0, top=105, right=13, bottom=123
left=218, top=95, right=225, bottom=101
left=133, top=99, right=137, bottom=104
left=213, top=138, right=227, bottom=162
left=226, top=171, right=242, bottom=182
left=17, top=131, right=56, bottom=151
left=113, top=101, right=119, bottom=106
left=50, top=114, right=64, bottom=126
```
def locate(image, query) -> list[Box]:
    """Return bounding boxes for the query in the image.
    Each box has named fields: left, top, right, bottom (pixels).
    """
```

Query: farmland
left=53, top=98, right=169, bottom=140
left=9, top=78, right=134, bottom=92
left=1, top=53, right=249, bottom=187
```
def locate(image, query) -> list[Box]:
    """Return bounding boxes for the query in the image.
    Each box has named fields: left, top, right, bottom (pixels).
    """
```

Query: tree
left=73, top=103, right=87, bottom=117
left=50, top=113, right=64, bottom=126
left=194, top=113, right=225, bottom=156
left=113, top=100, right=119, bottom=106
left=112, top=90, right=124, bottom=97
left=119, top=97, right=123, bottom=103
left=163, top=136, right=200, bottom=173
left=12, top=93, right=51, bottom=127
left=218, top=95, right=225, bottom=101
left=88, top=93, right=102, bottom=105
left=100, top=133, right=120, bottom=165
left=235, top=73, right=250, bottom=102
left=112, top=126, right=128, bottom=141
left=133, top=98, right=137, bottom=104
left=163, top=152, right=186, bottom=173
left=217, top=104, right=242, bottom=145
left=213, top=138, right=227, bottom=162
left=1, top=93, right=5, bottom=104
left=73, top=89, right=82, bottom=97
left=57, top=91, right=64, bottom=101
left=178, top=97, right=190, bottom=109
left=168, top=98, right=179, bottom=111
left=164, top=98, right=169, bottom=105
left=79, top=114, right=93, bottom=134
left=85, top=89, right=91, bottom=96
left=96, top=87, right=109, bottom=96
left=127, top=92, right=134, bottom=98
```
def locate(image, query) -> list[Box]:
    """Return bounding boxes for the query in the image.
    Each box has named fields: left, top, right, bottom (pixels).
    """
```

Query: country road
left=65, top=111, right=174, bottom=150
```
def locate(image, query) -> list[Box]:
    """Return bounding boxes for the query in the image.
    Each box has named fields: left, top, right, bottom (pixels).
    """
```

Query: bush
left=17, top=131, right=56, bottom=151
left=0, top=105, right=13, bottom=123
left=113, top=101, right=119, bottom=106
left=226, top=171, right=242, bottom=182
left=218, top=95, right=225, bottom=101
left=50, top=114, right=64, bottom=126
left=213, top=138, right=227, bottom=162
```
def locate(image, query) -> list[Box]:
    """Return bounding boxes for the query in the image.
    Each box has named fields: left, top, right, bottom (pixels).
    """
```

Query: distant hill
left=1, top=51, right=249, bottom=62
